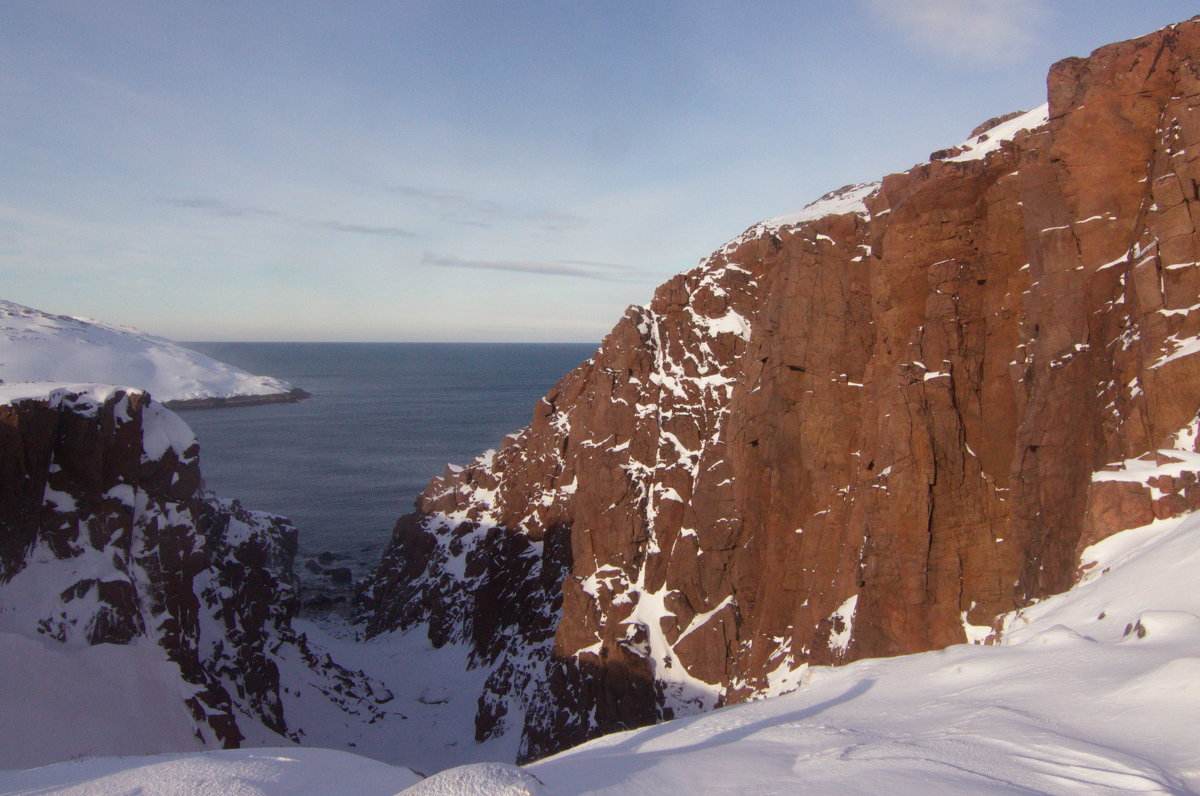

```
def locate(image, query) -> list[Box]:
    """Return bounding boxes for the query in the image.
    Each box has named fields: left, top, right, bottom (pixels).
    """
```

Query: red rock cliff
left=360, top=18, right=1200, bottom=761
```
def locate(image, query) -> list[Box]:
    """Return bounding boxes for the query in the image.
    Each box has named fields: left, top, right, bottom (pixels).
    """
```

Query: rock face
left=0, top=386, right=386, bottom=748
left=360, top=18, right=1200, bottom=761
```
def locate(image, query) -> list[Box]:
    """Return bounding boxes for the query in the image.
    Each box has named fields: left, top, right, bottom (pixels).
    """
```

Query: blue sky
left=2, top=1, right=1197, bottom=341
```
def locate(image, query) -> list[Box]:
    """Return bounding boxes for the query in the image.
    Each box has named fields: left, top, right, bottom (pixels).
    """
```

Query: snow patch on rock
left=944, top=104, right=1050, bottom=162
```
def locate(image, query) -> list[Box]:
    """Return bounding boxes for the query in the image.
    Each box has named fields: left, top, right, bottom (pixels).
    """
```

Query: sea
left=179, top=343, right=596, bottom=576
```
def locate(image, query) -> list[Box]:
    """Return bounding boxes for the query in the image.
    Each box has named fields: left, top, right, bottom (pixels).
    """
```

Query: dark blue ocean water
left=179, top=343, right=595, bottom=568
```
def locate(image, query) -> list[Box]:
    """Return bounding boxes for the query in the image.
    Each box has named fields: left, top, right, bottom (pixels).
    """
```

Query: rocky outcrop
left=359, top=17, right=1200, bottom=762
left=165, top=387, right=311, bottom=410
left=0, top=386, right=388, bottom=748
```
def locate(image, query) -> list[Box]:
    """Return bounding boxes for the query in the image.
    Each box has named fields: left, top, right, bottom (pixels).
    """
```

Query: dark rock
left=327, top=567, right=352, bottom=584
left=166, top=387, right=311, bottom=411
left=0, top=388, right=386, bottom=749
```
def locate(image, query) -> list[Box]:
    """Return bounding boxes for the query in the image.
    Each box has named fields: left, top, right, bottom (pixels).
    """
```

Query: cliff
left=0, top=384, right=391, bottom=765
left=359, top=18, right=1200, bottom=760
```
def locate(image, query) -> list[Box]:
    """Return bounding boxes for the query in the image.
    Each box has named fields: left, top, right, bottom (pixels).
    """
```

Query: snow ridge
left=0, top=299, right=295, bottom=404
left=945, top=104, right=1050, bottom=163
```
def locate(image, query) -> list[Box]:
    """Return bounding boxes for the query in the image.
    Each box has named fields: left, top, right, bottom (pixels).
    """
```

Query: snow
left=1151, top=332, right=1200, bottom=369
left=826, top=594, right=858, bottom=654
left=674, top=596, right=734, bottom=645
left=3, top=90, right=1200, bottom=794
left=0, top=748, right=420, bottom=795
left=398, top=762, right=543, bottom=795
left=521, top=510, right=1200, bottom=793
left=944, top=104, right=1050, bottom=163
left=758, top=181, right=880, bottom=230
left=12, top=490, right=1200, bottom=795
left=275, top=619, right=523, bottom=773
left=0, top=299, right=294, bottom=404
left=141, top=399, right=199, bottom=459
left=689, top=306, right=751, bottom=341
left=0, top=633, right=204, bottom=770
left=1092, top=417, right=1200, bottom=483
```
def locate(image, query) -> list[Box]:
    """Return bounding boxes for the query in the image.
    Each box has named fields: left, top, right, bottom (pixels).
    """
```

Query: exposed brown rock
left=360, top=17, right=1200, bottom=761
left=1080, top=481, right=1155, bottom=553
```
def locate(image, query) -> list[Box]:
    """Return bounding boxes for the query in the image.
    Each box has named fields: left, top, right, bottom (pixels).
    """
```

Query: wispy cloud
left=309, top=220, right=414, bottom=237
left=388, top=185, right=501, bottom=216
left=162, top=196, right=414, bottom=238
left=165, top=197, right=279, bottom=218
left=859, top=0, right=1045, bottom=61
left=388, top=184, right=585, bottom=233
left=422, top=252, right=643, bottom=281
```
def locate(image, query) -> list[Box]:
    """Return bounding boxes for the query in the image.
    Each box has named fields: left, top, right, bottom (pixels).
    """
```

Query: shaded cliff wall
left=0, top=387, right=388, bottom=748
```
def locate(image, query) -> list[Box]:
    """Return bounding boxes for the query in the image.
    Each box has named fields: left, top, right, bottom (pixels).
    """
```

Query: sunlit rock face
left=360, top=18, right=1200, bottom=761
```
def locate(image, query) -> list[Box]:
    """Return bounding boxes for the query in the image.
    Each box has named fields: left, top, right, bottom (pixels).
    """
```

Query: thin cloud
left=860, top=0, right=1045, bottom=61
left=388, top=185, right=502, bottom=216
left=388, top=184, right=586, bottom=232
left=164, top=197, right=279, bottom=218
left=162, top=196, right=413, bottom=238
left=422, top=252, right=642, bottom=281
left=561, top=259, right=641, bottom=271
left=308, top=220, right=414, bottom=238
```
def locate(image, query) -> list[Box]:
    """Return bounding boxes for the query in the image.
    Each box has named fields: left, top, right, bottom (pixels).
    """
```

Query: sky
left=2, top=1, right=1198, bottom=342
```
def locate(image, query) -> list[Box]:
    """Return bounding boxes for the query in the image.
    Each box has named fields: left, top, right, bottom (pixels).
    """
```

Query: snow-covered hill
left=0, top=300, right=301, bottom=406
left=4, top=506, right=1198, bottom=794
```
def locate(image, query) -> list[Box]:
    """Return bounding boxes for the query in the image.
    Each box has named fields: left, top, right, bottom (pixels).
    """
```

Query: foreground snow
left=0, top=749, right=420, bottom=796
left=0, top=299, right=295, bottom=405
left=4, top=509, right=1198, bottom=794
left=0, top=634, right=204, bottom=770
left=524, top=512, right=1200, bottom=794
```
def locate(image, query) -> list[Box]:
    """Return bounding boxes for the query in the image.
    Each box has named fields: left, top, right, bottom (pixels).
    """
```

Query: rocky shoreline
left=166, top=387, right=311, bottom=410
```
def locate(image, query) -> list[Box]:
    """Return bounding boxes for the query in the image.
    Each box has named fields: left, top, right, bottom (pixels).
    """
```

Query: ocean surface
left=179, top=343, right=596, bottom=572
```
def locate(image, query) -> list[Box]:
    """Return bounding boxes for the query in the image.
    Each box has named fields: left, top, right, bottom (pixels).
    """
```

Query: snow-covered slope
left=6, top=508, right=1198, bottom=794
left=522, top=512, right=1200, bottom=794
left=0, top=299, right=298, bottom=406
left=0, top=748, right=421, bottom=796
